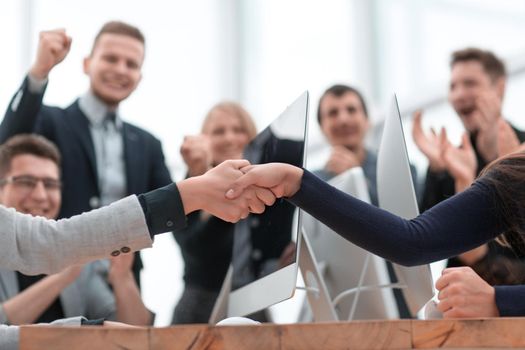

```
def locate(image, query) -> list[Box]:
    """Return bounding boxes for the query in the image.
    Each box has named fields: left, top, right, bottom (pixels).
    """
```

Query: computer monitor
left=302, top=167, right=399, bottom=321
left=226, top=91, right=309, bottom=317
left=377, top=95, right=434, bottom=316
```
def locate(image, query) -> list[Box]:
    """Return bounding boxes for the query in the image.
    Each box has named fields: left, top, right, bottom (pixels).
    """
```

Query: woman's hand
left=435, top=267, right=499, bottom=318
left=225, top=163, right=304, bottom=200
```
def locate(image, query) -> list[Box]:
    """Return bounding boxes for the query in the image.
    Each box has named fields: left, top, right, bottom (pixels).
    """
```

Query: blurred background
left=1, top=0, right=525, bottom=325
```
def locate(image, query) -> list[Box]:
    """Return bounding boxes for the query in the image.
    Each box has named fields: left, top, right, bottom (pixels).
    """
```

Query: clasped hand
left=189, top=161, right=302, bottom=223
left=191, top=160, right=276, bottom=222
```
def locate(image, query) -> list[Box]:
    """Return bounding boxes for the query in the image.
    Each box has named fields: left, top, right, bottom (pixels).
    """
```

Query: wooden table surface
left=19, top=318, right=525, bottom=349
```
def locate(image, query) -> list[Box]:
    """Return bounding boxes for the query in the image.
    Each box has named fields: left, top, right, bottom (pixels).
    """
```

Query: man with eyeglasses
left=0, top=134, right=152, bottom=328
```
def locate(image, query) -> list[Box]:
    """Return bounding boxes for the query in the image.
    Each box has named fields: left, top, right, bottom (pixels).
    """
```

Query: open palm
left=442, top=133, right=477, bottom=189
left=412, top=110, right=446, bottom=171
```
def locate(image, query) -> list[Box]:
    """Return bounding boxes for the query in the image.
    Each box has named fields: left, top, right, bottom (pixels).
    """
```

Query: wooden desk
left=19, top=318, right=525, bottom=349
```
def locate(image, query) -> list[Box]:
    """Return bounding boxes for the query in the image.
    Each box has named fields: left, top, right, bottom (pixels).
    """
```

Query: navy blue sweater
left=289, top=170, right=524, bottom=317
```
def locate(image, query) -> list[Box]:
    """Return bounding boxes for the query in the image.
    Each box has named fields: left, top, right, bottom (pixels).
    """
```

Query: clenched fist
left=180, top=134, right=213, bottom=177
left=29, top=29, right=72, bottom=80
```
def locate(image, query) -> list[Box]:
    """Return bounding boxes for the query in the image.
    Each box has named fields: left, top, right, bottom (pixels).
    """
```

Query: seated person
left=0, top=156, right=275, bottom=347
left=315, top=84, right=416, bottom=317
left=0, top=135, right=152, bottom=326
left=173, top=102, right=257, bottom=324
left=315, top=84, right=417, bottom=205
left=173, top=102, right=296, bottom=324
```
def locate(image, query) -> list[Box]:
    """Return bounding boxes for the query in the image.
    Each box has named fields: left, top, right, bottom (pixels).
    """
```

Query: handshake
left=178, top=160, right=304, bottom=223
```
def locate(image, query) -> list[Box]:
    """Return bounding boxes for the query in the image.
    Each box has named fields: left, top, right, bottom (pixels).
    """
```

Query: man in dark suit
left=0, top=21, right=172, bottom=287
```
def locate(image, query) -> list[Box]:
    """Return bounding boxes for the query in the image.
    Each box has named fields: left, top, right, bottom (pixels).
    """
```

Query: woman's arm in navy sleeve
left=494, top=285, right=525, bottom=316
left=289, top=170, right=505, bottom=266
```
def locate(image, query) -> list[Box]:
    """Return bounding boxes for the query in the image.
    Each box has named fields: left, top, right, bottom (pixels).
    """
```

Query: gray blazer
left=0, top=195, right=153, bottom=350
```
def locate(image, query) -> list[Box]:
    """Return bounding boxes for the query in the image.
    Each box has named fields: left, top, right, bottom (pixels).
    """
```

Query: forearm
left=0, top=76, right=45, bottom=143
left=290, top=170, right=503, bottom=266
left=2, top=274, right=69, bottom=325
left=110, top=272, right=152, bottom=325
left=0, top=196, right=152, bottom=275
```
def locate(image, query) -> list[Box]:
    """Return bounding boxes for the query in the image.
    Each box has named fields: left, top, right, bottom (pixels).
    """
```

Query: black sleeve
left=138, top=183, right=187, bottom=238
left=494, top=285, right=525, bottom=316
left=289, top=170, right=505, bottom=266
left=80, top=317, right=105, bottom=326
left=0, top=76, right=46, bottom=143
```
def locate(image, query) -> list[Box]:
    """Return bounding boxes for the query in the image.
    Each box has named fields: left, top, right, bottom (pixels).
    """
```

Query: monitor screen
left=377, top=95, right=434, bottom=316
left=227, top=91, right=309, bottom=317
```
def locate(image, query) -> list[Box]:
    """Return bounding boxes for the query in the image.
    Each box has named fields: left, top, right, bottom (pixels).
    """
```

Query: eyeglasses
left=0, top=175, right=62, bottom=193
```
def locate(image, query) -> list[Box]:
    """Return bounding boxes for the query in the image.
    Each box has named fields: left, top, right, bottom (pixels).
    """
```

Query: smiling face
left=83, top=33, right=144, bottom=107
left=203, top=108, right=252, bottom=165
left=319, top=91, right=369, bottom=150
left=448, top=60, right=504, bottom=133
left=0, top=154, right=61, bottom=219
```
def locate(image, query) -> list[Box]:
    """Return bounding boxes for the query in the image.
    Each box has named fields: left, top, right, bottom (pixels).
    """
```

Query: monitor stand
left=209, top=265, right=233, bottom=325
left=296, top=228, right=338, bottom=322
left=299, top=227, right=407, bottom=322
left=210, top=227, right=408, bottom=325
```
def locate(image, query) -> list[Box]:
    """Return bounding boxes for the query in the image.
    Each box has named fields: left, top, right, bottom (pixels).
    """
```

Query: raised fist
left=29, top=29, right=72, bottom=80
left=180, top=134, right=213, bottom=177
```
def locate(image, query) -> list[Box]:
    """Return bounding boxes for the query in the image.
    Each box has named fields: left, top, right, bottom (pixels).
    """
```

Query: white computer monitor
left=377, top=95, right=434, bottom=316
left=226, top=91, right=309, bottom=317
left=302, top=167, right=399, bottom=321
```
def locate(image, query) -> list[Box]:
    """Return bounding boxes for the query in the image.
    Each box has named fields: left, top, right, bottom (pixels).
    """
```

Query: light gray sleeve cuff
left=0, top=303, right=10, bottom=325
left=0, top=317, right=84, bottom=350
left=27, top=73, right=48, bottom=94
left=47, top=316, right=84, bottom=326
left=0, top=324, right=19, bottom=350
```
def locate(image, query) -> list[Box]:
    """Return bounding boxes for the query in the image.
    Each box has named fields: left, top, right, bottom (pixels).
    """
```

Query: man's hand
left=442, top=132, right=477, bottom=192
left=108, top=254, right=134, bottom=285
left=226, top=162, right=304, bottom=200
left=412, top=110, right=446, bottom=171
left=473, top=90, right=502, bottom=162
left=435, top=267, right=499, bottom=318
left=180, top=135, right=213, bottom=177
left=29, top=29, right=72, bottom=80
left=325, top=146, right=360, bottom=176
left=497, top=119, right=521, bottom=157
left=180, top=160, right=277, bottom=222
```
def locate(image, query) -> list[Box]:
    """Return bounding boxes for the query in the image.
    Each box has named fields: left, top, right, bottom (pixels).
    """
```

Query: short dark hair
left=317, top=84, right=369, bottom=125
left=91, top=21, right=145, bottom=53
left=451, top=48, right=506, bottom=82
left=0, top=135, right=61, bottom=178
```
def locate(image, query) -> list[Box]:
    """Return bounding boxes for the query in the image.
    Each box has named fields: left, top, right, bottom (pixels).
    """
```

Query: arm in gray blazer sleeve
left=0, top=325, right=19, bottom=350
left=0, top=75, right=47, bottom=143
left=0, top=196, right=153, bottom=276
left=0, top=182, right=187, bottom=276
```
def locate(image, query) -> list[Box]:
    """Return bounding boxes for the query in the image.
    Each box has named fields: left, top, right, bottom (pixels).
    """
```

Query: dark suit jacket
left=1, top=77, right=173, bottom=285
